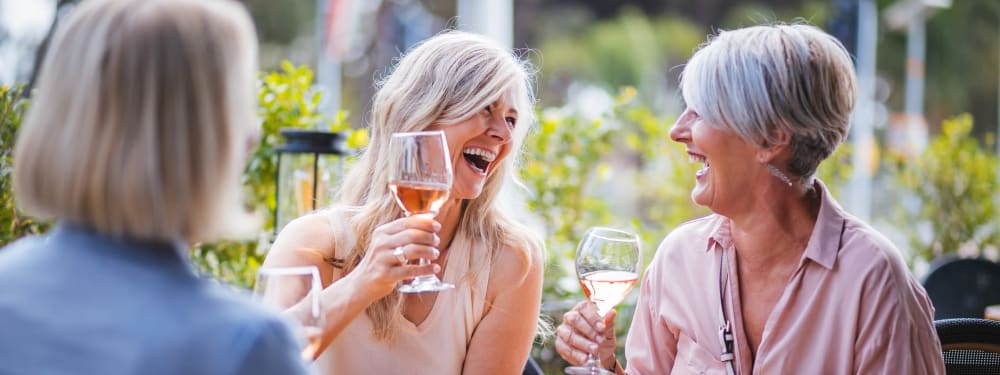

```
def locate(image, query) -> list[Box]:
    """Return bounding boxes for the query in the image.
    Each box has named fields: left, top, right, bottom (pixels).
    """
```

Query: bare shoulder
left=264, top=212, right=339, bottom=267
left=489, top=239, right=544, bottom=291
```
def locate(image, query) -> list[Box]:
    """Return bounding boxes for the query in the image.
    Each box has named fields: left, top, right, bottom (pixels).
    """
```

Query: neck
left=729, top=181, right=821, bottom=271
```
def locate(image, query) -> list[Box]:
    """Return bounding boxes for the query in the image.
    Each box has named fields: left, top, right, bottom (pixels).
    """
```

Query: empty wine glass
left=565, top=227, right=642, bottom=375
left=387, top=130, right=454, bottom=293
left=253, top=266, right=325, bottom=361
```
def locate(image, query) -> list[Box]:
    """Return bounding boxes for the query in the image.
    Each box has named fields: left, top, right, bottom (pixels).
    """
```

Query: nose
left=487, top=116, right=512, bottom=143
left=669, top=108, right=693, bottom=143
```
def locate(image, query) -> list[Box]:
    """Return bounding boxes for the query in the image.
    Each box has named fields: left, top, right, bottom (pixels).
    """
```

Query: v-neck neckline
left=398, top=245, right=459, bottom=332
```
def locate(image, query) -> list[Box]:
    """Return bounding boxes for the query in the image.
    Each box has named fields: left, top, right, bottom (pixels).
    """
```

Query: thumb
left=602, top=310, right=617, bottom=335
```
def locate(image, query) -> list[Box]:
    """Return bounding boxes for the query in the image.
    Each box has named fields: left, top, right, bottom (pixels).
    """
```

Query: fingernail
left=589, top=344, right=598, bottom=351
left=596, top=322, right=605, bottom=331
left=433, top=264, right=441, bottom=273
left=433, top=221, right=442, bottom=230
left=596, top=335, right=604, bottom=343
left=433, top=249, right=440, bottom=258
left=434, top=234, right=441, bottom=245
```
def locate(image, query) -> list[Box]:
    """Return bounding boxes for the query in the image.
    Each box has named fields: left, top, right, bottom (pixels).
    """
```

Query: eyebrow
left=491, top=101, right=518, bottom=115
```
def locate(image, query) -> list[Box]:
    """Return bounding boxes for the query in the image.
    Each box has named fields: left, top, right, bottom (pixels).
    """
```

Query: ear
left=755, top=128, right=791, bottom=164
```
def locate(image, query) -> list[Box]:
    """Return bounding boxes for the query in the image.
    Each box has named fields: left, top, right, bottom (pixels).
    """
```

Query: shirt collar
left=802, top=179, right=845, bottom=270
left=706, top=215, right=731, bottom=252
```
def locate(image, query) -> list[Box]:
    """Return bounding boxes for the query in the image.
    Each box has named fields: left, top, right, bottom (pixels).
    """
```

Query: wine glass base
left=398, top=277, right=455, bottom=294
left=564, top=365, right=615, bottom=375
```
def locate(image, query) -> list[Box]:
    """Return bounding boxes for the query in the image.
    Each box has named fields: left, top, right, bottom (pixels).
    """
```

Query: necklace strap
left=718, top=249, right=737, bottom=375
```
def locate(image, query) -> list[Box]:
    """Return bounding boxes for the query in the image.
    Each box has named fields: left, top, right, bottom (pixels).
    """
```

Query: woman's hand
left=346, top=214, right=441, bottom=300
left=556, top=301, right=619, bottom=368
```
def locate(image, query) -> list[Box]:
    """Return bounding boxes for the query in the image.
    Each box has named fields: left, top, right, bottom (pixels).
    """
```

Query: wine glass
left=565, top=227, right=642, bottom=375
left=253, top=266, right=325, bottom=361
left=387, top=130, right=454, bottom=293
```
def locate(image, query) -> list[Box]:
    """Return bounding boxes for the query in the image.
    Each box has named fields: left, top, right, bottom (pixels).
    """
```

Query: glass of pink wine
left=565, top=227, right=642, bottom=375
left=253, top=266, right=325, bottom=361
left=388, top=130, right=454, bottom=293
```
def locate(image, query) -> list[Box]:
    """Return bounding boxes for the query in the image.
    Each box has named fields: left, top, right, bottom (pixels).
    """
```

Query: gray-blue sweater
left=0, top=224, right=309, bottom=375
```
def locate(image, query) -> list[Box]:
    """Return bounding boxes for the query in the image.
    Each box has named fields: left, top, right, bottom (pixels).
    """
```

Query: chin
left=451, top=185, right=484, bottom=201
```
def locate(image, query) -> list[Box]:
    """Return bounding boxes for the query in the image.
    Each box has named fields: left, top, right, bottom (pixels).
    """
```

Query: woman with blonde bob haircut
left=263, top=30, right=545, bottom=374
left=0, top=0, right=308, bottom=373
left=556, top=23, right=944, bottom=374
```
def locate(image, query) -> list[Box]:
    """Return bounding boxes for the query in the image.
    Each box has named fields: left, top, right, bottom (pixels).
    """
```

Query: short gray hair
left=14, top=0, right=259, bottom=242
left=680, top=23, right=857, bottom=179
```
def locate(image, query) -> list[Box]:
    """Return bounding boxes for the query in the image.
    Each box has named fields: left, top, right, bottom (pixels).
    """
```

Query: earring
left=767, top=164, right=794, bottom=187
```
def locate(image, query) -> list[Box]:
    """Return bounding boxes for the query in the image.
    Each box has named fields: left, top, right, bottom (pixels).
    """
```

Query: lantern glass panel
left=275, top=153, right=344, bottom=233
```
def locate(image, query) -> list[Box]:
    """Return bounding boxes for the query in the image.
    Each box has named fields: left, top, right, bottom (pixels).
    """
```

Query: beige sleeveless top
left=312, top=208, right=490, bottom=375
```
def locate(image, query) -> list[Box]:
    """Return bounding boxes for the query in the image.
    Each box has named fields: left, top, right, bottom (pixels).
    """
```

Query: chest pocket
left=672, top=332, right=727, bottom=375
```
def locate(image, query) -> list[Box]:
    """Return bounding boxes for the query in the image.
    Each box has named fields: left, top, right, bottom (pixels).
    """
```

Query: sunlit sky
left=0, top=0, right=56, bottom=84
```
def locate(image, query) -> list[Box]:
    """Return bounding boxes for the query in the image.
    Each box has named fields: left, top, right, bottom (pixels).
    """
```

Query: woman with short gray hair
left=556, top=23, right=945, bottom=374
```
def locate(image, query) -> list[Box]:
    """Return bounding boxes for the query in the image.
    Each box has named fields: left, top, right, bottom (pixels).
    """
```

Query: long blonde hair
left=336, top=31, right=541, bottom=341
left=14, top=0, right=259, bottom=243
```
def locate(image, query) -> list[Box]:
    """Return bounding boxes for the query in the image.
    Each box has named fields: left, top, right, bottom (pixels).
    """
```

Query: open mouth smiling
left=689, top=153, right=710, bottom=177
left=463, top=147, right=496, bottom=174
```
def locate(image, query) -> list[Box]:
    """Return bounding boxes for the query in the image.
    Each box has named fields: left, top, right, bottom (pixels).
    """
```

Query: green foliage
left=535, top=10, right=703, bottom=107
left=0, top=85, right=50, bottom=245
left=816, top=142, right=853, bottom=198
left=246, top=61, right=362, bottom=232
left=522, top=87, right=708, bottom=371
left=893, top=114, right=1000, bottom=262
left=191, top=62, right=367, bottom=289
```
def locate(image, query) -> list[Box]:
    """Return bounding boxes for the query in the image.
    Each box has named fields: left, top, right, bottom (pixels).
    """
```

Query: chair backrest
left=922, top=257, right=1000, bottom=319
left=522, top=356, right=543, bottom=375
left=935, top=318, right=1000, bottom=374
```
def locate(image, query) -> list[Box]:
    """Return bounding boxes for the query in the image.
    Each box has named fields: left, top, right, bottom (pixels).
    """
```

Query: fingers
left=555, top=301, right=618, bottom=366
left=381, top=215, right=441, bottom=236
left=555, top=322, right=598, bottom=365
left=389, top=245, right=440, bottom=265
left=567, top=301, right=605, bottom=341
left=372, top=216, right=441, bottom=254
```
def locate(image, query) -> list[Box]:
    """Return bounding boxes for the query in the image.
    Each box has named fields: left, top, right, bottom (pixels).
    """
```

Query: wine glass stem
left=408, top=212, right=435, bottom=274
left=586, top=353, right=602, bottom=372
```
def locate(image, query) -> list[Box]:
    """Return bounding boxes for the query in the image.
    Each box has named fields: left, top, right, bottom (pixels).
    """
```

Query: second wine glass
left=565, top=227, right=642, bottom=375
left=387, top=130, right=454, bottom=293
left=253, top=266, right=325, bottom=361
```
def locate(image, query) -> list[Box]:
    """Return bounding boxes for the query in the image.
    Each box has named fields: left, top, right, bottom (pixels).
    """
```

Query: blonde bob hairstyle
left=14, top=0, right=260, bottom=243
left=336, top=30, right=541, bottom=341
left=681, top=23, right=857, bottom=180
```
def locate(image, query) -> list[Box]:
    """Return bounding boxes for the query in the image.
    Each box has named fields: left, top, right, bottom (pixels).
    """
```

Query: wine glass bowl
left=566, top=227, right=642, bottom=375
left=253, top=266, right=325, bottom=361
left=387, top=130, right=454, bottom=293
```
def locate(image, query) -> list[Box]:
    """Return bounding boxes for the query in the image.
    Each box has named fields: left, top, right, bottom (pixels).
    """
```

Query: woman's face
left=669, top=107, right=762, bottom=215
left=426, top=96, right=517, bottom=201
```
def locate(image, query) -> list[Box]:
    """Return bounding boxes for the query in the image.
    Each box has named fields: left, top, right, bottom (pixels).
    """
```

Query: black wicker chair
left=922, top=257, right=1000, bottom=319
left=935, top=318, right=1000, bottom=374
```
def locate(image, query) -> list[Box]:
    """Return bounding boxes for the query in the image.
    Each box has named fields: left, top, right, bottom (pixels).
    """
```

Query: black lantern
left=274, top=128, right=348, bottom=234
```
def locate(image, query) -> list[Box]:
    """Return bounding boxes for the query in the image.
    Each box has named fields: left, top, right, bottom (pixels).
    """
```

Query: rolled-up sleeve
left=624, top=260, right=677, bottom=375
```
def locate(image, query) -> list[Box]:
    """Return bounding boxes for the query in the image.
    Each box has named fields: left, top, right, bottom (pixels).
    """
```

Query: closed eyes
left=483, top=103, right=517, bottom=129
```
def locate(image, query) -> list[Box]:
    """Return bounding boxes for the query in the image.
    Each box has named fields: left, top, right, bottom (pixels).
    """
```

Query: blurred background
left=6, top=0, right=999, bottom=139
left=4, top=0, right=1000, bottom=373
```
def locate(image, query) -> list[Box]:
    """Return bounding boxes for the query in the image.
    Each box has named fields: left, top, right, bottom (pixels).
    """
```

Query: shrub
left=191, top=62, right=366, bottom=289
left=0, top=85, right=51, bottom=245
left=893, top=114, right=1000, bottom=262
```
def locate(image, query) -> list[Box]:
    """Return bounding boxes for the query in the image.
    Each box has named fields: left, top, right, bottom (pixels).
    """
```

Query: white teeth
left=688, top=154, right=706, bottom=164
left=462, top=147, right=496, bottom=162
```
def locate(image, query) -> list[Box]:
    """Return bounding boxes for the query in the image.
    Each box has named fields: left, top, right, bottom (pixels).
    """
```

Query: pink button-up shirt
left=624, top=181, right=945, bottom=374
